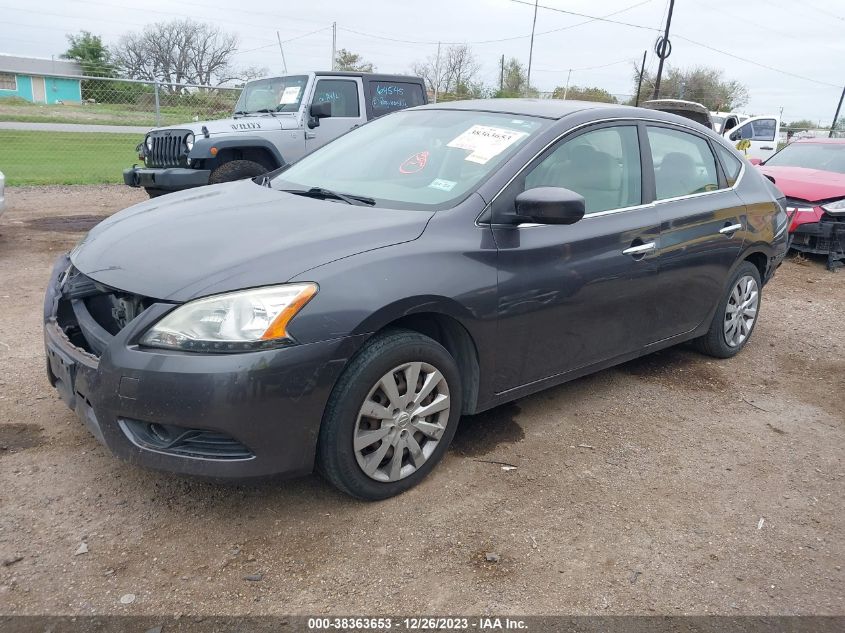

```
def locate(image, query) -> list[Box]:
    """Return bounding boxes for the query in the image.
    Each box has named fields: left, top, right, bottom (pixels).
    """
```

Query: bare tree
left=412, top=44, right=482, bottom=99
left=112, top=19, right=240, bottom=91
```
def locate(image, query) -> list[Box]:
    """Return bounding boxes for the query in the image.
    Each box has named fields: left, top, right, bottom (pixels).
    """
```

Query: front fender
left=189, top=136, right=285, bottom=166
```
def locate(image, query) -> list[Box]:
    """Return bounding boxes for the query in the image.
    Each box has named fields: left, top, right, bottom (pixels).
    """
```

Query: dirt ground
left=0, top=185, right=842, bottom=617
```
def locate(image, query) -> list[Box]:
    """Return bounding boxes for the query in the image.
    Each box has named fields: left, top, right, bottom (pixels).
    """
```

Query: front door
left=492, top=123, right=662, bottom=392
left=724, top=116, right=780, bottom=162
left=645, top=124, right=747, bottom=339
left=305, top=77, right=367, bottom=153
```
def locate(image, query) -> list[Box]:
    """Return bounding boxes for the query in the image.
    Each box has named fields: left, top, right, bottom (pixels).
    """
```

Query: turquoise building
left=0, top=55, right=82, bottom=104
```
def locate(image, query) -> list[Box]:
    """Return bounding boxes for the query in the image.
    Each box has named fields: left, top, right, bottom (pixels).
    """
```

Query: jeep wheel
left=209, top=160, right=268, bottom=185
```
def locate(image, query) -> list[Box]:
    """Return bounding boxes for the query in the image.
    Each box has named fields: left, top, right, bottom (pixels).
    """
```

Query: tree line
left=63, top=20, right=750, bottom=112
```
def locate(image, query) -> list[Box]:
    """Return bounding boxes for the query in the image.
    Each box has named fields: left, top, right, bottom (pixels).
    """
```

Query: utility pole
left=562, top=69, right=572, bottom=100
left=634, top=50, right=647, bottom=106
left=331, top=22, right=337, bottom=71
left=433, top=41, right=442, bottom=104
left=276, top=31, right=288, bottom=74
left=830, top=84, right=845, bottom=138
left=500, top=54, right=505, bottom=92
left=526, top=0, right=539, bottom=96
left=652, top=0, right=675, bottom=99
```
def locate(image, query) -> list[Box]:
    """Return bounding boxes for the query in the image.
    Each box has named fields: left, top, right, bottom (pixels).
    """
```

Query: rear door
left=305, top=76, right=367, bottom=152
left=724, top=116, right=780, bottom=161
left=492, top=122, right=662, bottom=392
left=646, top=124, right=747, bottom=340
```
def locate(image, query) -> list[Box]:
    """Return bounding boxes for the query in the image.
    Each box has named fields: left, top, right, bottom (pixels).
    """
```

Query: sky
left=2, top=0, right=844, bottom=124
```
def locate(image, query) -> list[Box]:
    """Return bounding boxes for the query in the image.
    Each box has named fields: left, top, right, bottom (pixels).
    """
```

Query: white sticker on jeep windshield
left=447, top=125, right=528, bottom=164
left=279, top=86, right=302, bottom=105
left=428, top=178, right=457, bottom=192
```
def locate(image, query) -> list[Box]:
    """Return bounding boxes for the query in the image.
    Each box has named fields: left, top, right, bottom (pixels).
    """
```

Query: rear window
left=367, top=81, right=426, bottom=117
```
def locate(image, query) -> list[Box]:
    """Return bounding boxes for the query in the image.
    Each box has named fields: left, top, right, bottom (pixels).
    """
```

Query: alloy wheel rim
left=724, top=275, right=759, bottom=348
left=354, top=361, right=451, bottom=482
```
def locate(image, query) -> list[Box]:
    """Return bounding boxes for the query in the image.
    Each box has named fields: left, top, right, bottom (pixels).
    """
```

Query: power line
left=674, top=34, right=843, bottom=89
left=509, top=0, right=661, bottom=32
left=534, top=58, right=634, bottom=73
left=337, top=0, right=654, bottom=46
left=507, top=0, right=843, bottom=93
left=233, top=26, right=332, bottom=57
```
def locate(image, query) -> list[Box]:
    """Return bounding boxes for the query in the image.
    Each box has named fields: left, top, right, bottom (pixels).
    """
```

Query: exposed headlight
left=185, top=132, right=194, bottom=151
left=145, top=135, right=153, bottom=151
left=140, top=284, right=317, bottom=353
left=821, top=198, right=845, bottom=215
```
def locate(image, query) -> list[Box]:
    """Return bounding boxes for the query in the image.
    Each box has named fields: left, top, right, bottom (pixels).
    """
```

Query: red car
left=756, top=138, right=845, bottom=270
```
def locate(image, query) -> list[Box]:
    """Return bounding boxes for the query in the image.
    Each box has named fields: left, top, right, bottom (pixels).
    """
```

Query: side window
left=523, top=125, right=642, bottom=214
left=647, top=126, right=719, bottom=200
left=313, top=79, right=360, bottom=117
left=749, top=118, right=776, bottom=141
left=714, top=144, right=743, bottom=186
left=730, top=119, right=776, bottom=142
left=368, top=81, right=426, bottom=117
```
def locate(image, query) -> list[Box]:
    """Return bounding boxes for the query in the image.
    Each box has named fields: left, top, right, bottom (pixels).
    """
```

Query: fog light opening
left=148, top=423, right=171, bottom=443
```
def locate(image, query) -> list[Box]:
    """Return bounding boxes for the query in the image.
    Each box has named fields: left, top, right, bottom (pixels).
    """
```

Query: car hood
left=71, top=180, right=433, bottom=302
left=758, top=166, right=845, bottom=202
left=152, top=114, right=302, bottom=135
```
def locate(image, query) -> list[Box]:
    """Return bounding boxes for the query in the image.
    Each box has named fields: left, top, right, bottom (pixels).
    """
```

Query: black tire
left=693, top=261, right=763, bottom=358
left=317, top=329, right=462, bottom=500
left=208, top=159, right=269, bottom=185
left=144, top=187, right=169, bottom=198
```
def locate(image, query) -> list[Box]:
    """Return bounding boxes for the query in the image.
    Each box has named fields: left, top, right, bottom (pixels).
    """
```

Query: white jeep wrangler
left=124, top=71, right=427, bottom=197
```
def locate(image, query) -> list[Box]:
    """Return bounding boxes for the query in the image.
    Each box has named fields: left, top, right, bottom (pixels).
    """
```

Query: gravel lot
left=0, top=185, right=842, bottom=617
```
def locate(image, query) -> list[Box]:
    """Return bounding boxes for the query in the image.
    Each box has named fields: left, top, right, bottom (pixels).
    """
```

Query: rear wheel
left=693, top=261, right=762, bottom=358
left=317, top=329, right=462, bottom=500
left=208, top=160, right=268, bottom=184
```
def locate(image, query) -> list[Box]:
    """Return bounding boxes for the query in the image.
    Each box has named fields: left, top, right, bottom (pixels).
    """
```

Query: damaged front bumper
left=43, top=254, right=361, bottom=480
left=790, top=214, right=845, bottom=270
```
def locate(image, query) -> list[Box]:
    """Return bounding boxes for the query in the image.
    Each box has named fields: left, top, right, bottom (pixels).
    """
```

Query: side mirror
left=749, top=157, right=763, bottom=166
left=729, top=131, right=741, bottom=141
left=308, top=101, right=332, bottom=128
left=514, top=187, right=585, bottom=225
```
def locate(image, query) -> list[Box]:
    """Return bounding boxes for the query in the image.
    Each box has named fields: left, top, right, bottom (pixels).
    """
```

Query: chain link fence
left=0, top=74, right=241, bottom=186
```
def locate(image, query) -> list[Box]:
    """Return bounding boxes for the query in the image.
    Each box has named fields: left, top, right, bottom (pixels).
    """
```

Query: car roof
left=312, top=71, right=424, bottom=82
left=642, top=99, right=710, bottom=114
left=413, top=98, right=623, bottom=119
left=410, top=98, right=721, bottom=131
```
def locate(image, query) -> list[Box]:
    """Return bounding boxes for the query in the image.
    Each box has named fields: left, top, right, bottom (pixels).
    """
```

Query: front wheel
left=208, top=160, right=268, bottom=184
left=693, top=261, right=762, bottom=358
left=317, top=329, right=462, bottom=500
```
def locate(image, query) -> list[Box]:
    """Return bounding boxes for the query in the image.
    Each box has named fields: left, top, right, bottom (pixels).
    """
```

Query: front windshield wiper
left=281, top=187, right=376, bottom=206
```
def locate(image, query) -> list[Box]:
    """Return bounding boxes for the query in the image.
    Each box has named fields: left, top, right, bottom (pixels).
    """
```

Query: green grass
left=0, top=100, right=234, bottom=127
left=0, top=130, right=142, bottom=185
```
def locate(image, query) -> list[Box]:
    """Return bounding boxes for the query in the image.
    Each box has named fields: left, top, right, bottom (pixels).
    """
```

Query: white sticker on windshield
left=279, top=86, right=302, bottom=105
left=447, top=125, right=528, bottom=164
left=429, top=178, right=457, bottom=192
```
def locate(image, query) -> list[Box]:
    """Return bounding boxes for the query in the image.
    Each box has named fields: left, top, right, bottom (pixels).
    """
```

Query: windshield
left=271, top=109, right=546, bottom=209
left=765, top=143, right=845, bottom=174
left=234, top=75, right=308, bottom=114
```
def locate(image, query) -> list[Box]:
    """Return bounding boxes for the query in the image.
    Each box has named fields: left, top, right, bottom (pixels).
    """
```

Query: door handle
left=622, top=242, right=656, bottom=256
left=760, top=146, right=774, bottom=150
left=719, top=223, right=743, bottom=235
left=305, top=131, right=317, bottom=139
